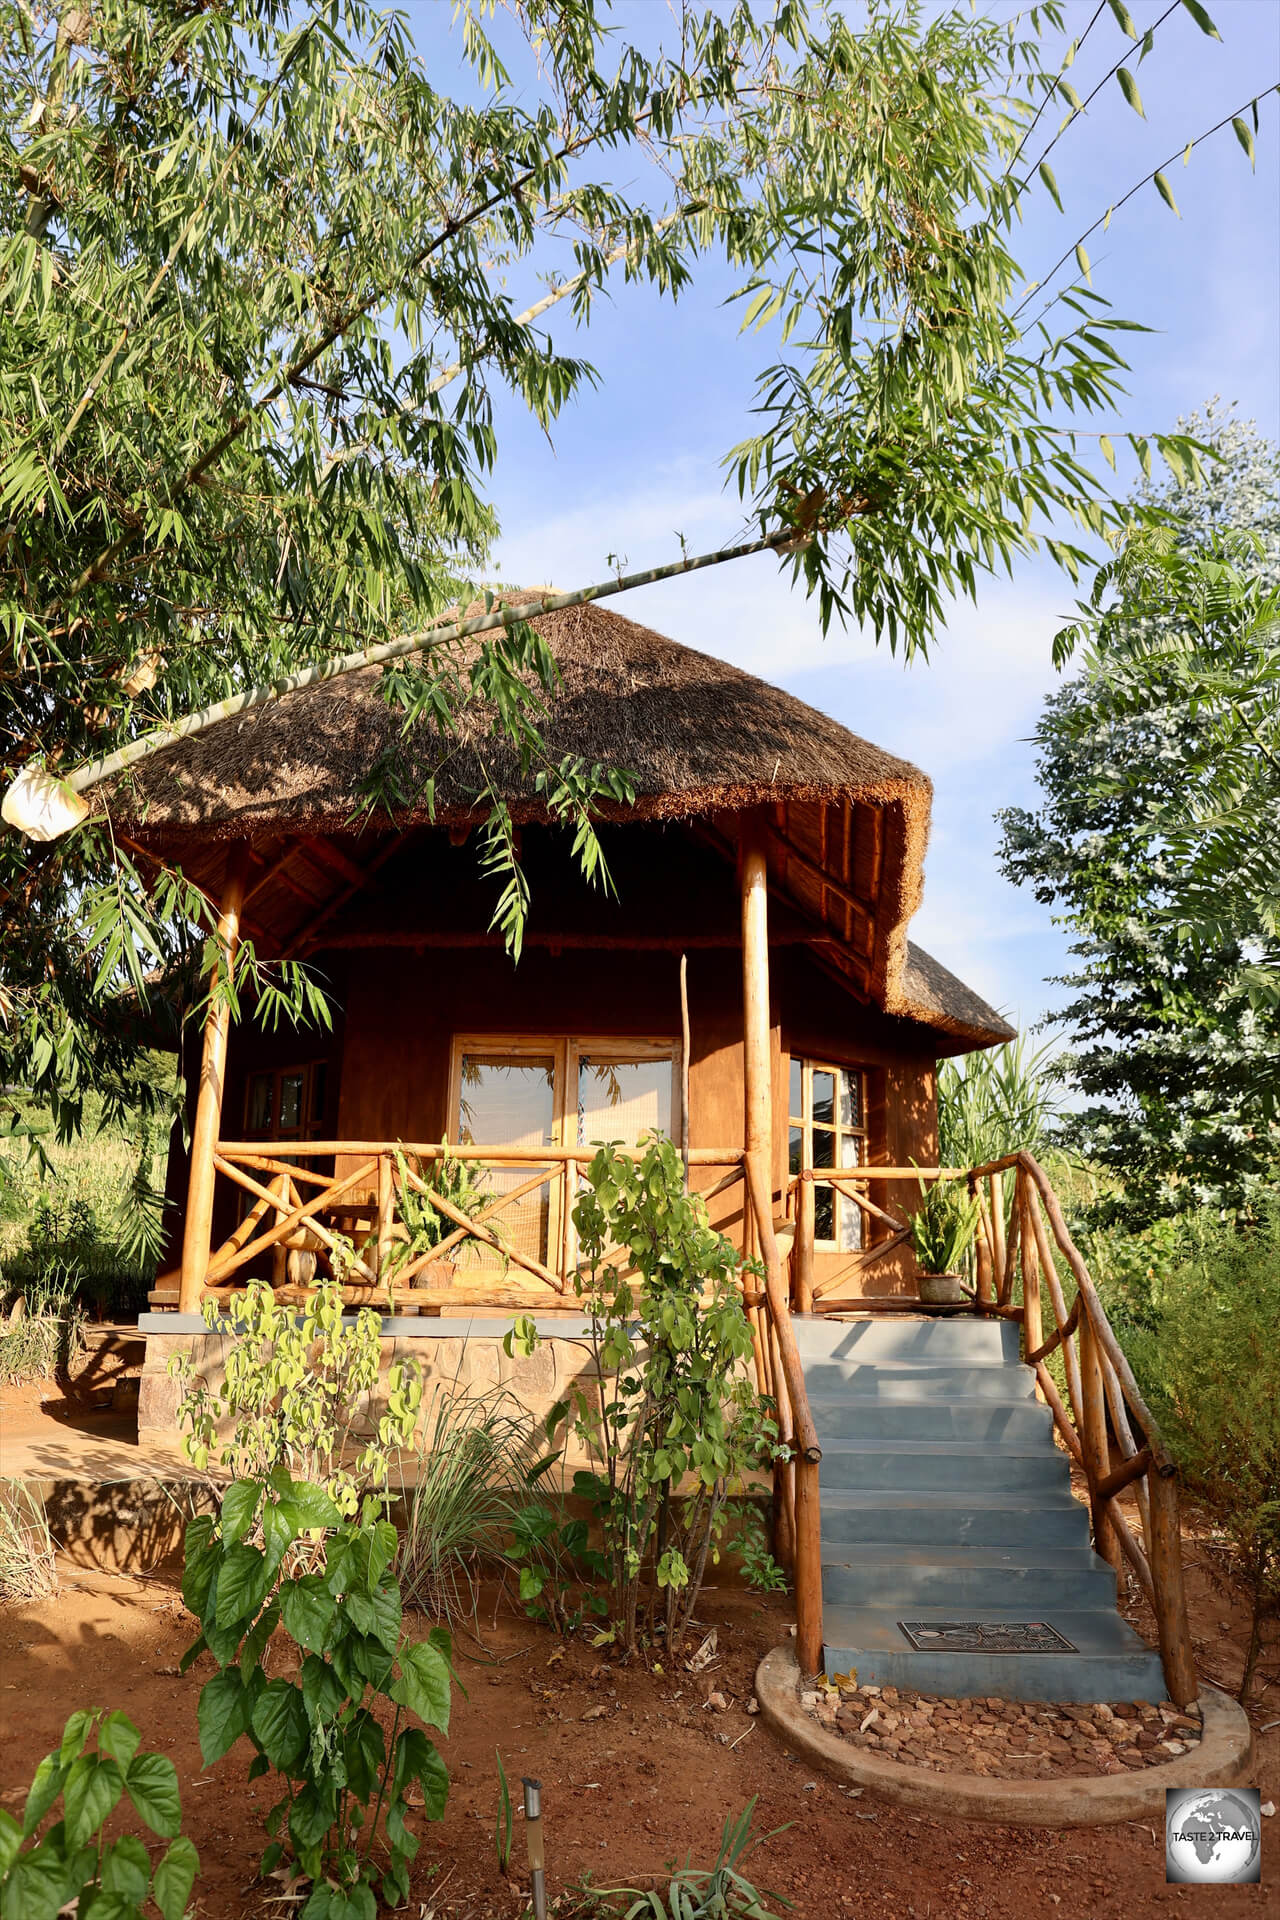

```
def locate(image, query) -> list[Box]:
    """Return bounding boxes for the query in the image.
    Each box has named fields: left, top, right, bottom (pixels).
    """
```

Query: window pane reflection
left=578, top=1057, right=671, bottom=1148
left=812, top=1070, right=835, bottom=1129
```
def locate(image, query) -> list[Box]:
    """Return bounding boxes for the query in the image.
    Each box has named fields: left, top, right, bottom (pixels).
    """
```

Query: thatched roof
left=107, top=594, right=929, bottom=835
left=109, top=594, right=1012, bottom=1050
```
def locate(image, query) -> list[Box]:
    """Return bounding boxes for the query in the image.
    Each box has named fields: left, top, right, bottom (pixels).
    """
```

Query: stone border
left=755, top=1645, right=1255, bottom=1827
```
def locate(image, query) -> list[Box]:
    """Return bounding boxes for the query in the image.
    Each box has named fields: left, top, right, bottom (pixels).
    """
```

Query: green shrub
left=182, top=1473, right=450, bottom=1913
left=172, top=1279, right=422, bottom=1520
left=0, top=1709, right=196, bottom=1920
left=508, top=1136, right=783, bottom=1656
left=1127, top=1203, right=1280, bottom=1703
left=0, top=1478, right=57, bottom=1603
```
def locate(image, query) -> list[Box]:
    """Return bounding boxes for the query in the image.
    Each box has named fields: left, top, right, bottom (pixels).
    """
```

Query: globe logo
left=1166, top=1788, right=1262, bottom=1884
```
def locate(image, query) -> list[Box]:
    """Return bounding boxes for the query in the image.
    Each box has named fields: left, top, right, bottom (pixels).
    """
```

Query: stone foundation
left=137, top=1314, right=608, bottom=1451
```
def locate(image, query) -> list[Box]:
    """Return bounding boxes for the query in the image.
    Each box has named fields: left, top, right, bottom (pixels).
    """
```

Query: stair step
left=809, top=1394, right=1052, bottom=1442
left=822, top=1605, right=1167, bottom=1704
left=818, top=1439, right=1070, bottom=1494
left=820, top=1488, right=1090, bottom=1551
left=821, top=1543, right=1117, bottom=1610
left=802, top=1361, right=1036, bottom=1401
left=793, top=1315, right=1019, bottom=1364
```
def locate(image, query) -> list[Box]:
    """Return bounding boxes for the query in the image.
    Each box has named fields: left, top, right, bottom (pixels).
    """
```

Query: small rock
left=581, top=1705, right=608, bottom=1721
left=1261, top=1801, right=1275, bottom=1818
left=859, top=1708, right=880, bottom=1734
left=746, top=1697, right=759, bottom=1716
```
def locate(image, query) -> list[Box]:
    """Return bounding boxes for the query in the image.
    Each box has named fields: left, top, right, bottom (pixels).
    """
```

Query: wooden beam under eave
left=282, top=831, right=411, bottom=958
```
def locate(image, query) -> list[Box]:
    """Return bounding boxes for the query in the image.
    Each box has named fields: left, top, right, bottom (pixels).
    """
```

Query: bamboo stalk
left=215, top=1151, right=334, bottom=1189
left=392, top=1165, right=558, bottom=1282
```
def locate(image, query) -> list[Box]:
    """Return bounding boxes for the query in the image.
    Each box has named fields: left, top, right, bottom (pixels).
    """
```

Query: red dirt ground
left=1, top=1390, right=1277, bottom=1918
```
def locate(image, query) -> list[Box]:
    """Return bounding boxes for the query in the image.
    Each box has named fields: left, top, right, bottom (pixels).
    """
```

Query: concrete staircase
left=799, top=1313, right=1168, bottom=1703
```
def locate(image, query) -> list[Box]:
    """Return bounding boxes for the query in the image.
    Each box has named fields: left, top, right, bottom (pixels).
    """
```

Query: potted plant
left=906, top=1173, right=981, bottom=1305
left=386, top=1142, right=505, bottom=1290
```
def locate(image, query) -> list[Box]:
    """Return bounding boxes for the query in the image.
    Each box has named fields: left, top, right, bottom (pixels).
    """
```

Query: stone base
left=138, top=1315, right=607, bottom=1452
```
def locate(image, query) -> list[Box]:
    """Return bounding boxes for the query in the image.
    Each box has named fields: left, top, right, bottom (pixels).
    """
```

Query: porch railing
left=182, top=1140, right=749, bottom=1310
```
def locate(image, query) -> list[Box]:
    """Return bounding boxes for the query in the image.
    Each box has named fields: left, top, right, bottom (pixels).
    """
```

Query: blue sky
left=415, top=0, right=1280, bottom=1034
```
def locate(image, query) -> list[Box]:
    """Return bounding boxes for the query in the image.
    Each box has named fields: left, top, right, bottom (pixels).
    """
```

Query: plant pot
left=918, top=1271, right=967, bottom=1306
left=412, top=1259, right=456, bottom=1291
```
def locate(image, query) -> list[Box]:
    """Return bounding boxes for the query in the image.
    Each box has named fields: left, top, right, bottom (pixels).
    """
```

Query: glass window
left=247, top=1073, right=273, bottom=1135
left=278, top=1073, right=304, bottom=1135
left=787, top=1059, right=869, bottom=1251
left=577, top=1055, right=672, bottom=1149
left=458, top=1052, right=556, bottom=1265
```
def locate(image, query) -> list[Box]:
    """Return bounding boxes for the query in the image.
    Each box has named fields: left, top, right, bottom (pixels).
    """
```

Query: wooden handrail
left=1001, top=1152, right=1196, bottom=1706
left=215, top=1139, right=746, bottom=1164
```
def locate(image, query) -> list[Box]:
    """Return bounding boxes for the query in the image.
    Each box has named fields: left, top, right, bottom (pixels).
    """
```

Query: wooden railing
left=180, top=1141, right=749, bottom=1311
left=782, top=1152, right=1197, bottom=1708
left=967, top=1149, right=1196, bottom=1707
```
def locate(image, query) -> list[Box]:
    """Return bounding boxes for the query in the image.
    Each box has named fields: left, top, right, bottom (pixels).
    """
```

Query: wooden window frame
left=787, top=1056, right=870, bottom=1252
left=448, top=1034, right=682, bottom=1271
left=243, top=1060, right=327, bottom=1144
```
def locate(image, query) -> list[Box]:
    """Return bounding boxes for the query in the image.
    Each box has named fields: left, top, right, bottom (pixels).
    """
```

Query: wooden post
left=1017, top=1172, right=1043, bottom=1361
left=1148, top=1469, right=1199, bottom=1707
left=794, top=1175, right=816, bottom=1315
left=990, top=1172, right=1006, bottom=1295
left=376, top=1152, right=396, bottom=1289
left=1079, top=1311, right=1123, bottom=1576
left=679, top=952, right=691, bottom=1193
left=742, top=835, right=822, bottom=1675
left=974, top=1196, right=995, bottom=1307
left=179, top=846, right=250, bottom=1314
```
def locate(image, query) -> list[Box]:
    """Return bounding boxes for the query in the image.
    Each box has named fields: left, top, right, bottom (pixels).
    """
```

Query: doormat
left=896, top=1620, right=1077, bottom=1654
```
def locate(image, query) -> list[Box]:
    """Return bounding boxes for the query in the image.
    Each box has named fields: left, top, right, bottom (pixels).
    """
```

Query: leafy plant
left=182, top=1472, right=451, bottom=1914
left=385, top=1145, right=504, bottom=1278
left=570, top=1798, right=790, bottom=1918
left=0, top=1709, right=196, bottom=1920
left=172, top=1279, right=422, bottom=1519
left=936, top=1036, right=1063, bottom=1171
left=0, top=1478, right=57, bottom=1603
left=511, top=1137, right=783, bottom=1656
left=1126, top=1202, right=1280, bottom=1704
left=398, top=1385, right=543, bottom=1625
left=904, top=1174, right=981, bottom=1277
left=502, top=1497, right=606, bottom=1637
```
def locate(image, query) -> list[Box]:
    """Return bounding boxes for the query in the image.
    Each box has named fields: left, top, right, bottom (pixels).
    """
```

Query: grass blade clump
left=0, top=1478, right=57, bottom=1602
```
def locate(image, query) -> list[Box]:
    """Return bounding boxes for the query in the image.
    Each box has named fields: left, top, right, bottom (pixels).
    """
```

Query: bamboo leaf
left=1075, top=242, right=1092, bottom=285
left=1153, top=170, right=1180, bottom=217
left=1180, top=0, right=1221, bottom=37
left=1099, top=434, right=1116, bottom=472
left=1108, top=0, right=1139, bottom=39
left=1233, top=117, right=1256, bottom=169
left=1117, top=68, right=1144, bottom=117
left=1039, top=162, right=1063, bottom=212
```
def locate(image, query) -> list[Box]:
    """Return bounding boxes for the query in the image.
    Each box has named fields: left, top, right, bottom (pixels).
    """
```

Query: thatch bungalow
left=109, top=597, right=1208, bottom=1707
left=113, top=594, right=1011, bottom=1334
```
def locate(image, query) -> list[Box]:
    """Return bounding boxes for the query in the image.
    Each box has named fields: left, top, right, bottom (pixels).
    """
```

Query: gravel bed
left=800, top=1681, right=1204, bottom=1778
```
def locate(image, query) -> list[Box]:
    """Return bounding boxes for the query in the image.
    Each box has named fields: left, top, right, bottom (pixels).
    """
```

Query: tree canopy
left=0, top=0, right=1261, bottom=1154
left=999, top=409, right=1280, bottom=1224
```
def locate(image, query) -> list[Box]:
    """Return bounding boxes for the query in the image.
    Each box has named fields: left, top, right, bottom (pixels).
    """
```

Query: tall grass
left=0, top=1479, right=58, bottom=1602
left=937, top=1035, right=1062, bottom=1170
left=399, top=1386, right=543, bottom=1626
left=0, top=1266, right=86, bottom=1382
